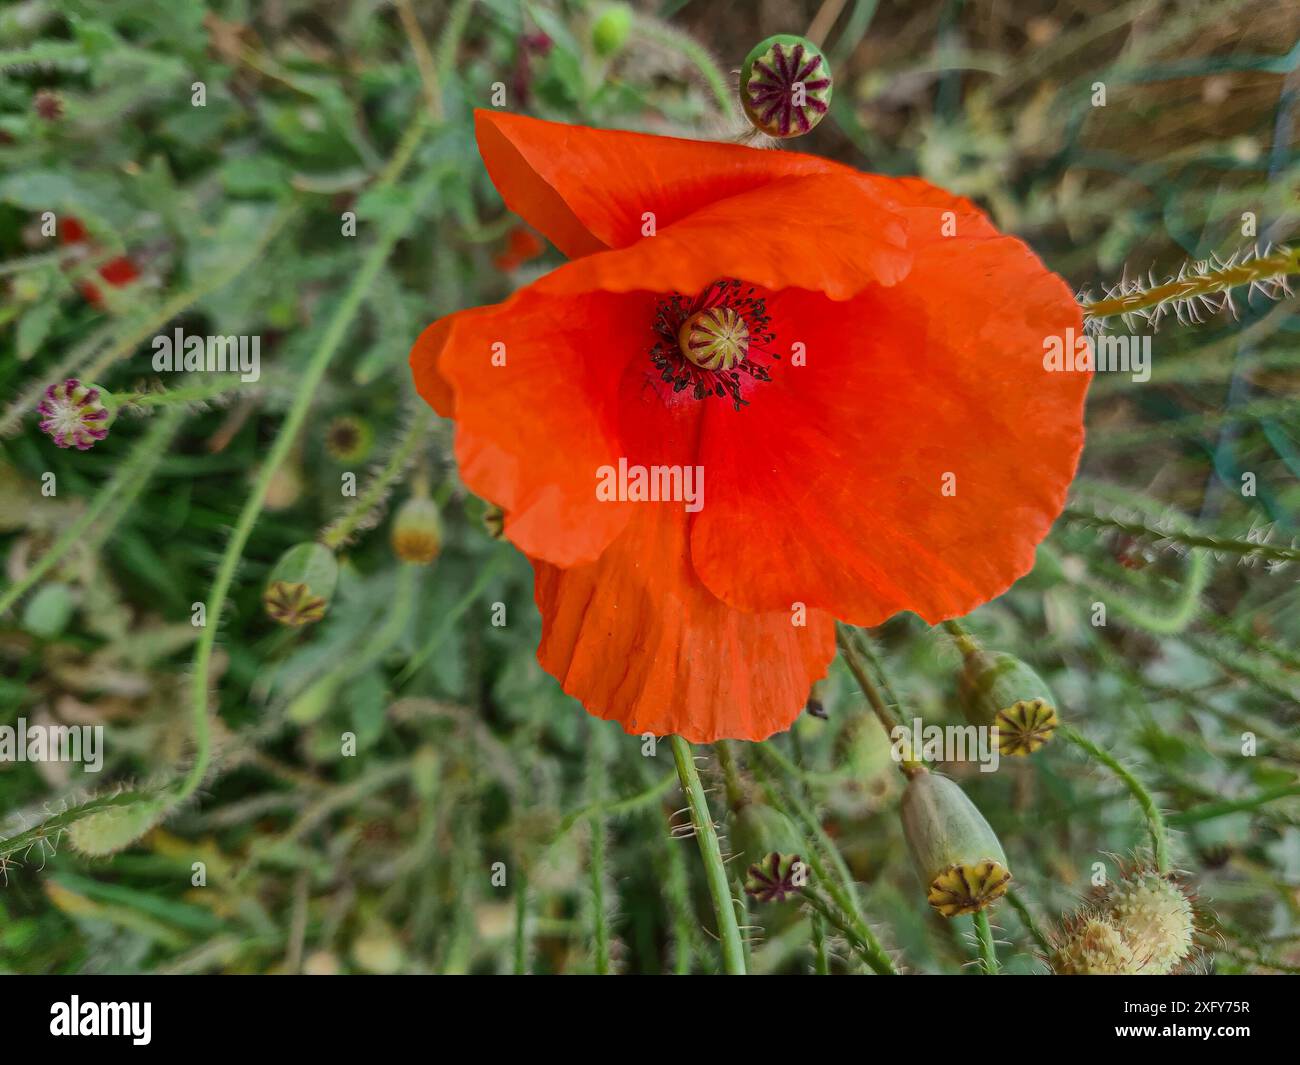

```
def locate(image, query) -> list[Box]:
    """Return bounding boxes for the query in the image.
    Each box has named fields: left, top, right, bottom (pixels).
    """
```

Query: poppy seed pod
left=264, top=542, right=338, bottom=627
left=729, top=801, right=803, bottom=875
left=743, top=852, right=807, bottom=904
left=391, top=495, right=442, bottom=564
left=900, top=768, right=1011, bottom=917
left=959, top=649, right=1059, bottom=757
left=740, top=35, right=832, bottom=139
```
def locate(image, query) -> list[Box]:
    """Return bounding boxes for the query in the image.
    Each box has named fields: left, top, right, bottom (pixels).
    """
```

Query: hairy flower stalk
left=669, top=736, right=746, bottom=975
left=1081, top=244, right=1299, bottom=331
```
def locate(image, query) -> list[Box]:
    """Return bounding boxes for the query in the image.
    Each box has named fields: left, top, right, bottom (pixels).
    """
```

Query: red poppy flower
left=410, top=111, right=1087, bottom=743
left=59, top=215, right=140, bottom=307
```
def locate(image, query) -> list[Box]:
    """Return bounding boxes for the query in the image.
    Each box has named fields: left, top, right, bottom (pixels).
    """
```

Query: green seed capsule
left=391, top=495, right=442, bottom=564
left=959, top=650, right=1059, bottom=756
left=740, top=34, right=832, bottom=139
left=900, top=768, right=1011, bottom=917
left=264, top=542, right=338, bottom=627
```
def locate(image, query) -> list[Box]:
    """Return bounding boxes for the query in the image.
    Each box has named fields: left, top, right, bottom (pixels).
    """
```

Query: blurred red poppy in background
left=60, top=215, right=139, bottom=307
left=410, top=111, right=1088, bottom=742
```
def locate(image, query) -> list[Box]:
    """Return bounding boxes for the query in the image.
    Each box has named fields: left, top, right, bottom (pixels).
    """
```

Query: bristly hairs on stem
left=1079, top=243, right=1298, bottom=334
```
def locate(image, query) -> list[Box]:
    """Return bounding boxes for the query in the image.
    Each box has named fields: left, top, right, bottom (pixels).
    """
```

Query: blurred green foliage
left=0, top=0, right=1298, bottom=974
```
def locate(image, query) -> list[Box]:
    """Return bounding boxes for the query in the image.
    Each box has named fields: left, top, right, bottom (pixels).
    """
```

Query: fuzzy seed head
left=1107, top=872, right=1195, bottom=975
left=1050, top=917, right=1138, bottom=975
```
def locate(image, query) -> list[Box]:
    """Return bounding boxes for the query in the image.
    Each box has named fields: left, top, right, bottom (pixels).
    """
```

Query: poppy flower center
left=650, top=279, right=777, bottom=410
left=678, top=307, right=749, bottom=371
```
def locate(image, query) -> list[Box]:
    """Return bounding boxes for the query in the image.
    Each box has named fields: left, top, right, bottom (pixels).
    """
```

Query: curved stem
left=1059, top=724, right=1171, bottom=873
left=800, top=887, right=895, bottom=975
left=179, top=132, right=433, bottom=802
left=669, top=735, right=746, bottom=975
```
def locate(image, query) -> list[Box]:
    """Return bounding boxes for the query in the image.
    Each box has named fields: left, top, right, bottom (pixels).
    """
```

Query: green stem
left=0, top=409, right=182, bottom=617
left=179, top=131, right=432, bottom=803
left=320, top=406, right=434, bottom=550
left=800, top=888, right=895, bottom=975
left=835, top=624, right=918, bottom=774
left=669, top=735, right=746, bottom=975
left=1167, top=783, right=1300, bottom=825
left=941, top=617, right=981, bottom=657
left=113, top=377, right=247, bottom=410
left=514, top=870, right=529, bottom=975
left=589, top=725, right=611, bottom=976
left=1059, top=724, right=1171, bottom=873
left=1062, top=507, right=1300, bottom=565
left=1083, top=246, right=1300, bottom=323
left=973, top=909, right=999, bottom=974
left=1006, top=890, right=1053, bottom=955
left=810, top=911, right=830, bottom=974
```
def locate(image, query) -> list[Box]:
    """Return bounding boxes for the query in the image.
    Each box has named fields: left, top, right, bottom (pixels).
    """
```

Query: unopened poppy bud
left=264, top=542, right=338, bottom=627
left=591, top=3, right=632, bottom=57
left=730, top=801, right=803, bottom=874
left=68, top=793, right=171, bottom=857
left=482, top=503, right=506, bottom=540
left=36, top=379, right=113, bottom=450
left=740, top=34, right=832, bottom=139
left=959, top=650, right=1059, bottom=756
left=900, top=768, right=1011, bottom=917
left=743, top=852, right=808, bottom=904
left=391, top=495, right=442, bottom=564
left=33, top=89, right=64, bottom=122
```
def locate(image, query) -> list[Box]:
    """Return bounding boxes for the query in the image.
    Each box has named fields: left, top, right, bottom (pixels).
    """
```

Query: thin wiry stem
left=179, top=123, right=433, bottom=802
left=1059, top=724, right=1171, bottom=874
left=0, top=409, right=182, bottom=617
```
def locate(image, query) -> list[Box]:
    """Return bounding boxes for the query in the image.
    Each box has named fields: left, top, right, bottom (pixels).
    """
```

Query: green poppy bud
left=591, top=3, right=632, bottom=58
left=959, top=650, right=1059, bottom=756
left=68, top=793, right=172, bottom=857
left=391, top=495, right=442, bottom=564
left=740, top=34, right=832, bottom=139
left=900, top=768, right=1011, bottom=917
left=264, top=542, right=338, bottom=627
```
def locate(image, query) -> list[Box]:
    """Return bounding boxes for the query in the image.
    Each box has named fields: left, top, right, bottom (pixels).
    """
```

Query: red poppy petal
left=535, top=172, right=912, bottom=301
left=476, top=109, right=843, bottom=256
left=416, top=288, right=656, bottom=567
left=98, top=256, right=138, bottom=287
left=690, top=231, right=1087, bottom=625
left=533, top=506, right=835, bottom=742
